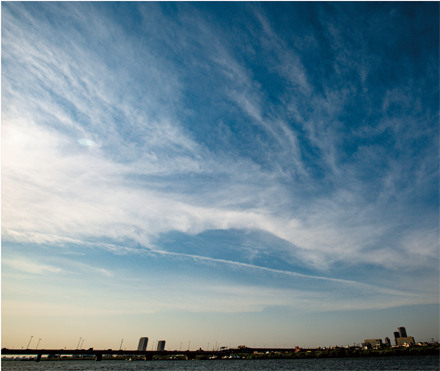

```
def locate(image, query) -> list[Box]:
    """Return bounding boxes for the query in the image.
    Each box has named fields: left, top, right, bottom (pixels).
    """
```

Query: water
left=2, top=356, right=439, bottom=371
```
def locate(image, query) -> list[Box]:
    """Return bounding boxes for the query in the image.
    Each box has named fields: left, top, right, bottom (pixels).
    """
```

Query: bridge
left=1, top=347, right=297, bottom=362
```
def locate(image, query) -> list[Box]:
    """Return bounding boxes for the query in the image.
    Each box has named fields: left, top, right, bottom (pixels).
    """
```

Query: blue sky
left=2, top=2, right=439, bottom=350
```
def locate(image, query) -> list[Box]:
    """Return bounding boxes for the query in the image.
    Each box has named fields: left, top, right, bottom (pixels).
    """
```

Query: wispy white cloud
left=2, top=258, right=61, bottom=275
left=2, top=272, right=434, bottom=318
left=2, top=2, right=438, bottom=316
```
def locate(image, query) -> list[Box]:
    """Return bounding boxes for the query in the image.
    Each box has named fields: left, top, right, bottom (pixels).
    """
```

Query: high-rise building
left=398, top=327, right=407, bottom=338
left=384, top=337, right=391, bottom=347
left=157, top=340, right=166, bottom=351
left=393, top=331, right=400, bottom=345
left=137, top=337, right=149, bottom=351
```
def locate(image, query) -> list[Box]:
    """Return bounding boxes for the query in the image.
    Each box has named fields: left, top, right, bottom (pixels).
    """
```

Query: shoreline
left=3, top=345, right=438, bottom=362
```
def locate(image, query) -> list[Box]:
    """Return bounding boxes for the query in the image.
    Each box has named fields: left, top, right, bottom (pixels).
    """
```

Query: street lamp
left=26, top=336, right=33, bottom=349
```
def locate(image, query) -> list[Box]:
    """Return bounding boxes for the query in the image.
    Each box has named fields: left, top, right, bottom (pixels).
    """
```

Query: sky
left=1, top=2, right=439, bottom=351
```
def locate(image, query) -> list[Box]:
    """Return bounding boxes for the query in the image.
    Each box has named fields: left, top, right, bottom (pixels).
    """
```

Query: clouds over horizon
left=2, top=1, right=439, bottom=319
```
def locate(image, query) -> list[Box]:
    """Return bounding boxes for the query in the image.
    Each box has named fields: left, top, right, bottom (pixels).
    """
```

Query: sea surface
left=1, top=356, right=439, bottom=371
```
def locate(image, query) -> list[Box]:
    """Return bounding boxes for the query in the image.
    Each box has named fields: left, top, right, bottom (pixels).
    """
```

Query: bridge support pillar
left=35, top=354, right=42, bottom=362
left=95, top=353, right=102, bottom=361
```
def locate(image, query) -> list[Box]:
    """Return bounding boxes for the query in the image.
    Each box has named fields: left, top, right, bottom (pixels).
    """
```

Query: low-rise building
left=396, top=337, right=415, bottom=346
left=363, top=339, right=383, bottom=349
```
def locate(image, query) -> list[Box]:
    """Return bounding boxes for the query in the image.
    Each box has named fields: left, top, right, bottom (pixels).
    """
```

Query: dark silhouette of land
left=2, top=344, right=439, bottom=362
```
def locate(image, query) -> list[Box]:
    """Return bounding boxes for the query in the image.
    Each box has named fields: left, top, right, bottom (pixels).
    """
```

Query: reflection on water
left=1, top=356, right=439, bottom=371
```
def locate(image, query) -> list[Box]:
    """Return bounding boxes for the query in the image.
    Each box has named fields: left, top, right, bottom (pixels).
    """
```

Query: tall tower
left=137, top=337, right=149, bottom=351
left=398, top=327, right=407, bottom=338
left=157, top=340, right=166, bottom=351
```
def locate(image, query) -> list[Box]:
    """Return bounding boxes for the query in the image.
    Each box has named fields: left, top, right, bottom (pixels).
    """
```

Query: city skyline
left=3, top=324, right=432, bottom=353
left=2, top=2, right=439, bottom=350
left=5, top=324, right=429, bottom=352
